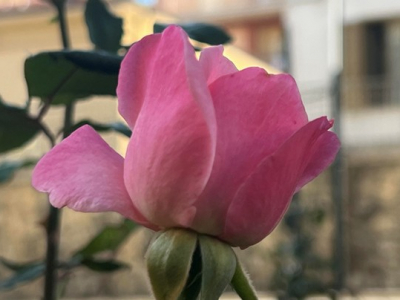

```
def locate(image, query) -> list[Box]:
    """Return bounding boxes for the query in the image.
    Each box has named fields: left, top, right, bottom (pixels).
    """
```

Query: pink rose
left=32, top=26, right=340, bottom=249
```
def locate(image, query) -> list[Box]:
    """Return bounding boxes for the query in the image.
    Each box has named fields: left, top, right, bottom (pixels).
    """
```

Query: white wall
left=284, top=1, right=330, bottom=85
left=345, top=0, right=400, bottom=24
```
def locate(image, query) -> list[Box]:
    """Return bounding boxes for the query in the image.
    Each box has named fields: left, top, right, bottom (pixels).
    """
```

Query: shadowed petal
left=32, top=125, right=155, bottom=229
left=192, top=69, right=308, bottom=235
left=122, top=26, right=217, bottom=228
left=199, top=45, right=238, bottom=85
left=220, top=117, right=339, bottom=248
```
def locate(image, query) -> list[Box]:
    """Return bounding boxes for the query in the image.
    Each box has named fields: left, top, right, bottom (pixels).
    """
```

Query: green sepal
left=198, top=235, right=236, bottom=300
left=146, top=229, right=197, bottom=300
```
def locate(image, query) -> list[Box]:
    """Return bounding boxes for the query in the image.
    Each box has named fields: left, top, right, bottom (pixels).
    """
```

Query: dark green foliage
left=75, top=219, right=137, bottom=258
left=0, top=160, right=36, bottom=183
left=0, top=99, right=42, bottom=153
left=25, top=51, right=122, bottom=105
left=154, top=22, right=232, bottom=45
left=85, top=0, right=123, bottom=53
left=0, top=219, right=138, bottom=290
left=0, top=258, right=42, bottom=272
left=63, top=119, right=131, bottom=138
left=0, top=260, right=45, bottom=290
left=80, top=258, right=128, bottom=272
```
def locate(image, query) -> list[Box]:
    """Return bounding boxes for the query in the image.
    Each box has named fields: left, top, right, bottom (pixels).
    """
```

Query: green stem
left=44, top=205, right=61, bottom=300
left=38, top=121, right=55, bottom=147
left=55, top=0, right=70, bottom=49
left=44, top=0, right=73, bottom=299
left=230, top=257, right=258, bottom=300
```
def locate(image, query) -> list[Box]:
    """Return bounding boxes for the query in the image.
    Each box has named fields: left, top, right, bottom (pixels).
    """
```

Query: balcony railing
left=297, top=77, right=400, bottom=148
left=342, top=75, right=400, bottom=109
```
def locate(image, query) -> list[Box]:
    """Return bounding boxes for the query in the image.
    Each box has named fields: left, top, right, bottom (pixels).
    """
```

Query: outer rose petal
left=192, top=69, right=308, bottom=235
left=117, top=33, right=161, bottom=129
left=32, top=125, right=155, bottom=229
left=122, top=26, right=216, bottom=228
left=220, top=117, right=339, bottom=248
left=295, top=131, right=340, bottom=192
left=199, top=45, right=238, bottom=85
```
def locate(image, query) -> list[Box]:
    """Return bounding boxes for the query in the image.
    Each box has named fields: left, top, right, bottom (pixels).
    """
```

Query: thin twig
left=44, top=0, right=72, bottom=298
left=36, top=98, right=51, bottom=121
left=38, top=121, right=55, bottom=148
left=36, top=67, right=78, bottom=121
left=25, top=96, right=32, bottom=111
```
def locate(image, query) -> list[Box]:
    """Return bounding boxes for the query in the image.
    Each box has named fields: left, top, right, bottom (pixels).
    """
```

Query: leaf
left=63, top=120, right=131, bottom=138
left=75, top=219, right=137, bottom=258
left=25, top=50, right=122, bottom=105
left=0, top=258, right=41, bottom=272
left=85, top=0, right=123, bottom=53
left=81, top=258, right=128, bottom=272
left=154, top=23, right=232, bottom=45
left=0, top=98, right=42, bottom=153
left=0, top=160, right=36, bottom=183
left=0, top=263, right=45, bottom=290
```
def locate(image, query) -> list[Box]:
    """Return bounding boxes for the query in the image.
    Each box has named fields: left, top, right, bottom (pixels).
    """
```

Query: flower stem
left=44, top=0, right=73, bottom=299
left=44, top=206, right=62, bottom=300
left=230, top=257, right=258, bottom=300
left=54, top=0, right=70, bottom=50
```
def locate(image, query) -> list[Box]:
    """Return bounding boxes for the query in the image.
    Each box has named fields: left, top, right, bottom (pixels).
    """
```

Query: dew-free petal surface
left=32, top=125, right=154, bottom=228
left=122, top=26, right=217, bottom=228
left=192, top=69, right=308, bottom=235
left=199, top=46, right=238, bottom=85
left=295, top=130, right=340, bottom=192
left=220, top=117, right=337, bottom=248
left=117, top=33, right=162, bottom=129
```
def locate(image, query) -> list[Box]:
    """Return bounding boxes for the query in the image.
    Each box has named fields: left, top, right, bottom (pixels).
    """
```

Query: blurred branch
left=44, top=0, right=73, bottom=299
left=38, top=122, right=55, bottom=148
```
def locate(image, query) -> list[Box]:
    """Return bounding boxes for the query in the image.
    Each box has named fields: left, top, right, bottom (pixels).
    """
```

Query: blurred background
left=1, top=0, right=399, bottom=299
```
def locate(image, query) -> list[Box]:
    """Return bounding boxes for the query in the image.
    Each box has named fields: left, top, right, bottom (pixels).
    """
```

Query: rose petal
left=122, top=26, right=217, bottom=228
left=219, top=117, right=339, bottom=248
left=117, top=33, right=162, bottom=129
left=295, top=130, right=340, bottom=192
left=199, top=45, right=238, bottom=85
left=32, top=125, right=155, bottom=229
left=192, top=69, right=308, bottom=235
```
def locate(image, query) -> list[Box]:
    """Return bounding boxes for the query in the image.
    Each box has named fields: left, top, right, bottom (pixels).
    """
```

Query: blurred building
left=156, top=0, right=400, bottom=290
